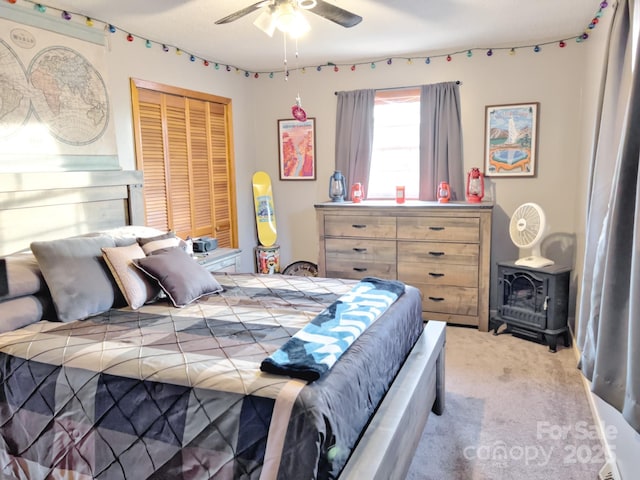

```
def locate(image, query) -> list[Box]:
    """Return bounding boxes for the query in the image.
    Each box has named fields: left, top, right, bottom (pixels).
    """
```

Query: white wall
left=249, top=43, right=588, bottom=299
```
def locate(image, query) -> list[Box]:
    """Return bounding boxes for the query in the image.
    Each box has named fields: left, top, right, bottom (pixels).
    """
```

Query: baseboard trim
left=599, top=460, right=622, bottom=480
left=571, top=333, right=621, bottom=479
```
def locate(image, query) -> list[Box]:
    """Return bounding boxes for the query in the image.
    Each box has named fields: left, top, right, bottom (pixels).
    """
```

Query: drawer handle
left=352, top=224, right=367, bottom=229
left=428, top=251, right=445, bottom=257
left=428, top=296, right=445, bottom=302
left=353, top=247, right=367, bottom=253
left=429, top=226, right=445, bottom=231
left=353, top=267, right=368, bottom=272
left=428, top=272, right=445, bottom=278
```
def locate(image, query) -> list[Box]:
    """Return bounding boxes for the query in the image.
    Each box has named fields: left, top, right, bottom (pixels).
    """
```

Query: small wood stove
left=491, top=261, right=571, bottom=352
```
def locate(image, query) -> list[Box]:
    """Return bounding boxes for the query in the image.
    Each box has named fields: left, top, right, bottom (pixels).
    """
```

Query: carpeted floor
left=406, top=325, right=604, bottom=479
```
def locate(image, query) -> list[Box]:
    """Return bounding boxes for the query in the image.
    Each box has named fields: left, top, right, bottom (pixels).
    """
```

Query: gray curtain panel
left=577, top=0, right=640, bottom=433
left=335, top=89, right=375, bottom=197
left=419, top=82, right=465, bottom=201
left=335, top=83, right=464, bottom=201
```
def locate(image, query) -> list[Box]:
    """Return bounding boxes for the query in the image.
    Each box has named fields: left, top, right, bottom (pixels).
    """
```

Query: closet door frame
left=130, top=78, right=238, bottom=248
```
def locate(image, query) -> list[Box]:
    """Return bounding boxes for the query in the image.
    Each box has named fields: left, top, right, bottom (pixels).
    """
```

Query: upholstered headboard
left=0, top=170, right=144, bottom=256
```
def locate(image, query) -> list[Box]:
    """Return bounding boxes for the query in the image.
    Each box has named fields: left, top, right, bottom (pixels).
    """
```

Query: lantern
left=328, top=171, right=346, bottom=202
left=351, top=182, right=364, bottom=203
left=437, top=181, right=451, bottom=203
left=466, top=168, right=485, bottom=203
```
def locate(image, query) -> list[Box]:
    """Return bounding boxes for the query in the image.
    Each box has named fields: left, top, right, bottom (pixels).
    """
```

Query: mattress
left=0, top=273, right=424, bottom=480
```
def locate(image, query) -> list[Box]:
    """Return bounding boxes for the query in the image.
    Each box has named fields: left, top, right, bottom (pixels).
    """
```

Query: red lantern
left=437, top=181, right=451, bottom=203
left=466, top=168, right=485, bottom=203
left=351, top=182, right=364, bottom=203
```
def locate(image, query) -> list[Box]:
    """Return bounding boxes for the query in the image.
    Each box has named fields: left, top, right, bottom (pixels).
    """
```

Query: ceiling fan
left=215, top=0, right=362, bottom=37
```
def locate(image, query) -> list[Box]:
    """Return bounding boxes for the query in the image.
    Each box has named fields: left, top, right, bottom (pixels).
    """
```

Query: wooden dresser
left=315, top=201, right=493, bottom=331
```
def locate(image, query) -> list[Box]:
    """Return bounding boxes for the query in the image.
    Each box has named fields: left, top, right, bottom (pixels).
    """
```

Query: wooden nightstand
left=195, top=248, right=242, bottom=273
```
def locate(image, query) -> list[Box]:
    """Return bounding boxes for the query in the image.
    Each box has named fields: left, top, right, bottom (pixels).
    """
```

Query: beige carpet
left=406, top=325, right=604, bottom=480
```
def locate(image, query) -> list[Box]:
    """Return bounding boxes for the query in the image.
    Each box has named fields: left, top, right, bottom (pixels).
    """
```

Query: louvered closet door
left=209, top=103, right=234, bottom=247
left=135, top=88, right=170, bottom=231
left=188, top=98, right=214, bottom=238
left=165, top=94, right=192, bottom=238
left=131, top=79, right=237, bottom=248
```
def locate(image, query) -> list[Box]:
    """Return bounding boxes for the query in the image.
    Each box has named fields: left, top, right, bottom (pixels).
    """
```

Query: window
left=130, top=79, right=238, bottom=248
left=367, top=88, right=421, bottom=199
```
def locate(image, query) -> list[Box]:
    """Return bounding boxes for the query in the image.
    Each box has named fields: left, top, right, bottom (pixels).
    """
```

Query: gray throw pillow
left=0, top=296, right=45, bottom=332
left=133, top=247, right=223, bottom=307
left=31, top=235, right=120, bottom=322
left=0, top=255, right=43, bottom=301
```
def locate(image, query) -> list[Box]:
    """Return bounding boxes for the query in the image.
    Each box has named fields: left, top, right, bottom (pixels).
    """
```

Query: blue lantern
left=328, top=171, right=346, bottom=202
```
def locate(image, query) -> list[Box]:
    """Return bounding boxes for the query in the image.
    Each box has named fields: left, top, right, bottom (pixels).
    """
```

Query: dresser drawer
left=325, top=238, right=396, bottom=279
left=196, top=248, right=241, bottom=273
left=399, top=261, right=478, bottom=287
left=397, top=216, right=479, bottom=242
left=397, top=241, right=479, bottom=265
left=325, top=215, right=396, bottom=238
left=417, top=285, right=478, bottom=316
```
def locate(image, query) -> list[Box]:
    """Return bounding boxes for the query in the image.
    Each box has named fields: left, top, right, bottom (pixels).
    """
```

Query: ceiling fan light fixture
left=298, top=0, right=317, bottom=9
left=275, top=5, right=310, bottom=38
left=253, top=9, right=277, bottom=36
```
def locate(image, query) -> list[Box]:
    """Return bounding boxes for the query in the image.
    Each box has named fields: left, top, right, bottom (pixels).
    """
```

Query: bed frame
left=0, top=170, right=446, bottom=479
left=341, top=320, right=445, bottom=479
left=0, top=170, right=144, bottom=256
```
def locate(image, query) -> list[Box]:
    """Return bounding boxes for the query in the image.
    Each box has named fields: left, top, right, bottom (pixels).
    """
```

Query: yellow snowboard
left=252, top=171, right=277, bottom=247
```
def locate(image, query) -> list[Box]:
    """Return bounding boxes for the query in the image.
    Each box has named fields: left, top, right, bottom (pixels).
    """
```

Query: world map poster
left=0, top=15, right=117, bottom=172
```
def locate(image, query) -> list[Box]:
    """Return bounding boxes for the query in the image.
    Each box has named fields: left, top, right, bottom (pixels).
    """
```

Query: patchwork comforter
left=0, top=274, right=424, bottom=480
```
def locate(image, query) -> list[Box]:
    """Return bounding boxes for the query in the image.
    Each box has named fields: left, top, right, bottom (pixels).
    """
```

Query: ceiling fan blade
left=309, top=0, right=362, bottom=28
left=215, top=1, right=272, bottom=24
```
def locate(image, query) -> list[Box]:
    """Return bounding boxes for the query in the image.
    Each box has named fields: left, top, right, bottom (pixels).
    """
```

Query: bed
left=0, top=171, right=446, bottom=480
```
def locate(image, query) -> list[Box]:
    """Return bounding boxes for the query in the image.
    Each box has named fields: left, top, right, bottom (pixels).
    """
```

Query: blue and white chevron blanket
left=260, top=276, right=406, bottom=381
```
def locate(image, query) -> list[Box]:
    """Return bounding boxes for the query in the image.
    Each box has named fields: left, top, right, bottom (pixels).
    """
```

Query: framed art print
left=484, top=103, right=539, bottom=177
left=278, top=118, right=316, bottom=180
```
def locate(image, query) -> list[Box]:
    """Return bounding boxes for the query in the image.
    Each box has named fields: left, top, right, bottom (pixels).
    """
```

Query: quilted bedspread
left=0, top=274, right=423, bottom=480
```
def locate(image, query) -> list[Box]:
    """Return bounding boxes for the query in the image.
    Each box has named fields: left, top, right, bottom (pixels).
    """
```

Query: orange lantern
left=437, top=181, right=451, bottom=203
left=466, top=168, right=485, bottom=203
left=351, top=182, right=364, bottom=203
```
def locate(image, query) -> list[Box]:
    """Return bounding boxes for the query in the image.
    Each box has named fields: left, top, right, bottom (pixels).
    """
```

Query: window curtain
left=419, top=82, right=465, bottom=201
left=335, top=89, right=375, bottom=196
left=577, top=0, right=640, bottom=433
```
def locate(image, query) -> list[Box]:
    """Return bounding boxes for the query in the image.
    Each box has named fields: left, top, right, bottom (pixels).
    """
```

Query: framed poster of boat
left=484, top=102, right=539, bottom=177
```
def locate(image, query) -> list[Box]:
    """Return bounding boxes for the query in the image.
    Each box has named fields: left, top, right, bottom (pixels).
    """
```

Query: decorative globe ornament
left=292, top=94, right=307, bottom=121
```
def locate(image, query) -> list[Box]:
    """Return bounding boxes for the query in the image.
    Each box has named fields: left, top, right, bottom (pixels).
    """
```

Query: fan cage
left=509, top=203, right=545, bottom=249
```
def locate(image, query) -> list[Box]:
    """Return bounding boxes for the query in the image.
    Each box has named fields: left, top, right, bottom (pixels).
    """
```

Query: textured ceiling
left=22, top=0, right=605, bottom=72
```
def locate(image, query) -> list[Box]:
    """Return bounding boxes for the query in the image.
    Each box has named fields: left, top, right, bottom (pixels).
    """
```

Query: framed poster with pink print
left=278, top=118, right=316, bottom=180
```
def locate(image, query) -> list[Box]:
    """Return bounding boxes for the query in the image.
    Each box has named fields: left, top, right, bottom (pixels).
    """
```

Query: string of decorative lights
left=8, top=0, right=610, bottom=79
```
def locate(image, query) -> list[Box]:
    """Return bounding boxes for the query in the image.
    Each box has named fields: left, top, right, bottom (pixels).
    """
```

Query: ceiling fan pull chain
left=283, top=33, right=289, bottom=79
